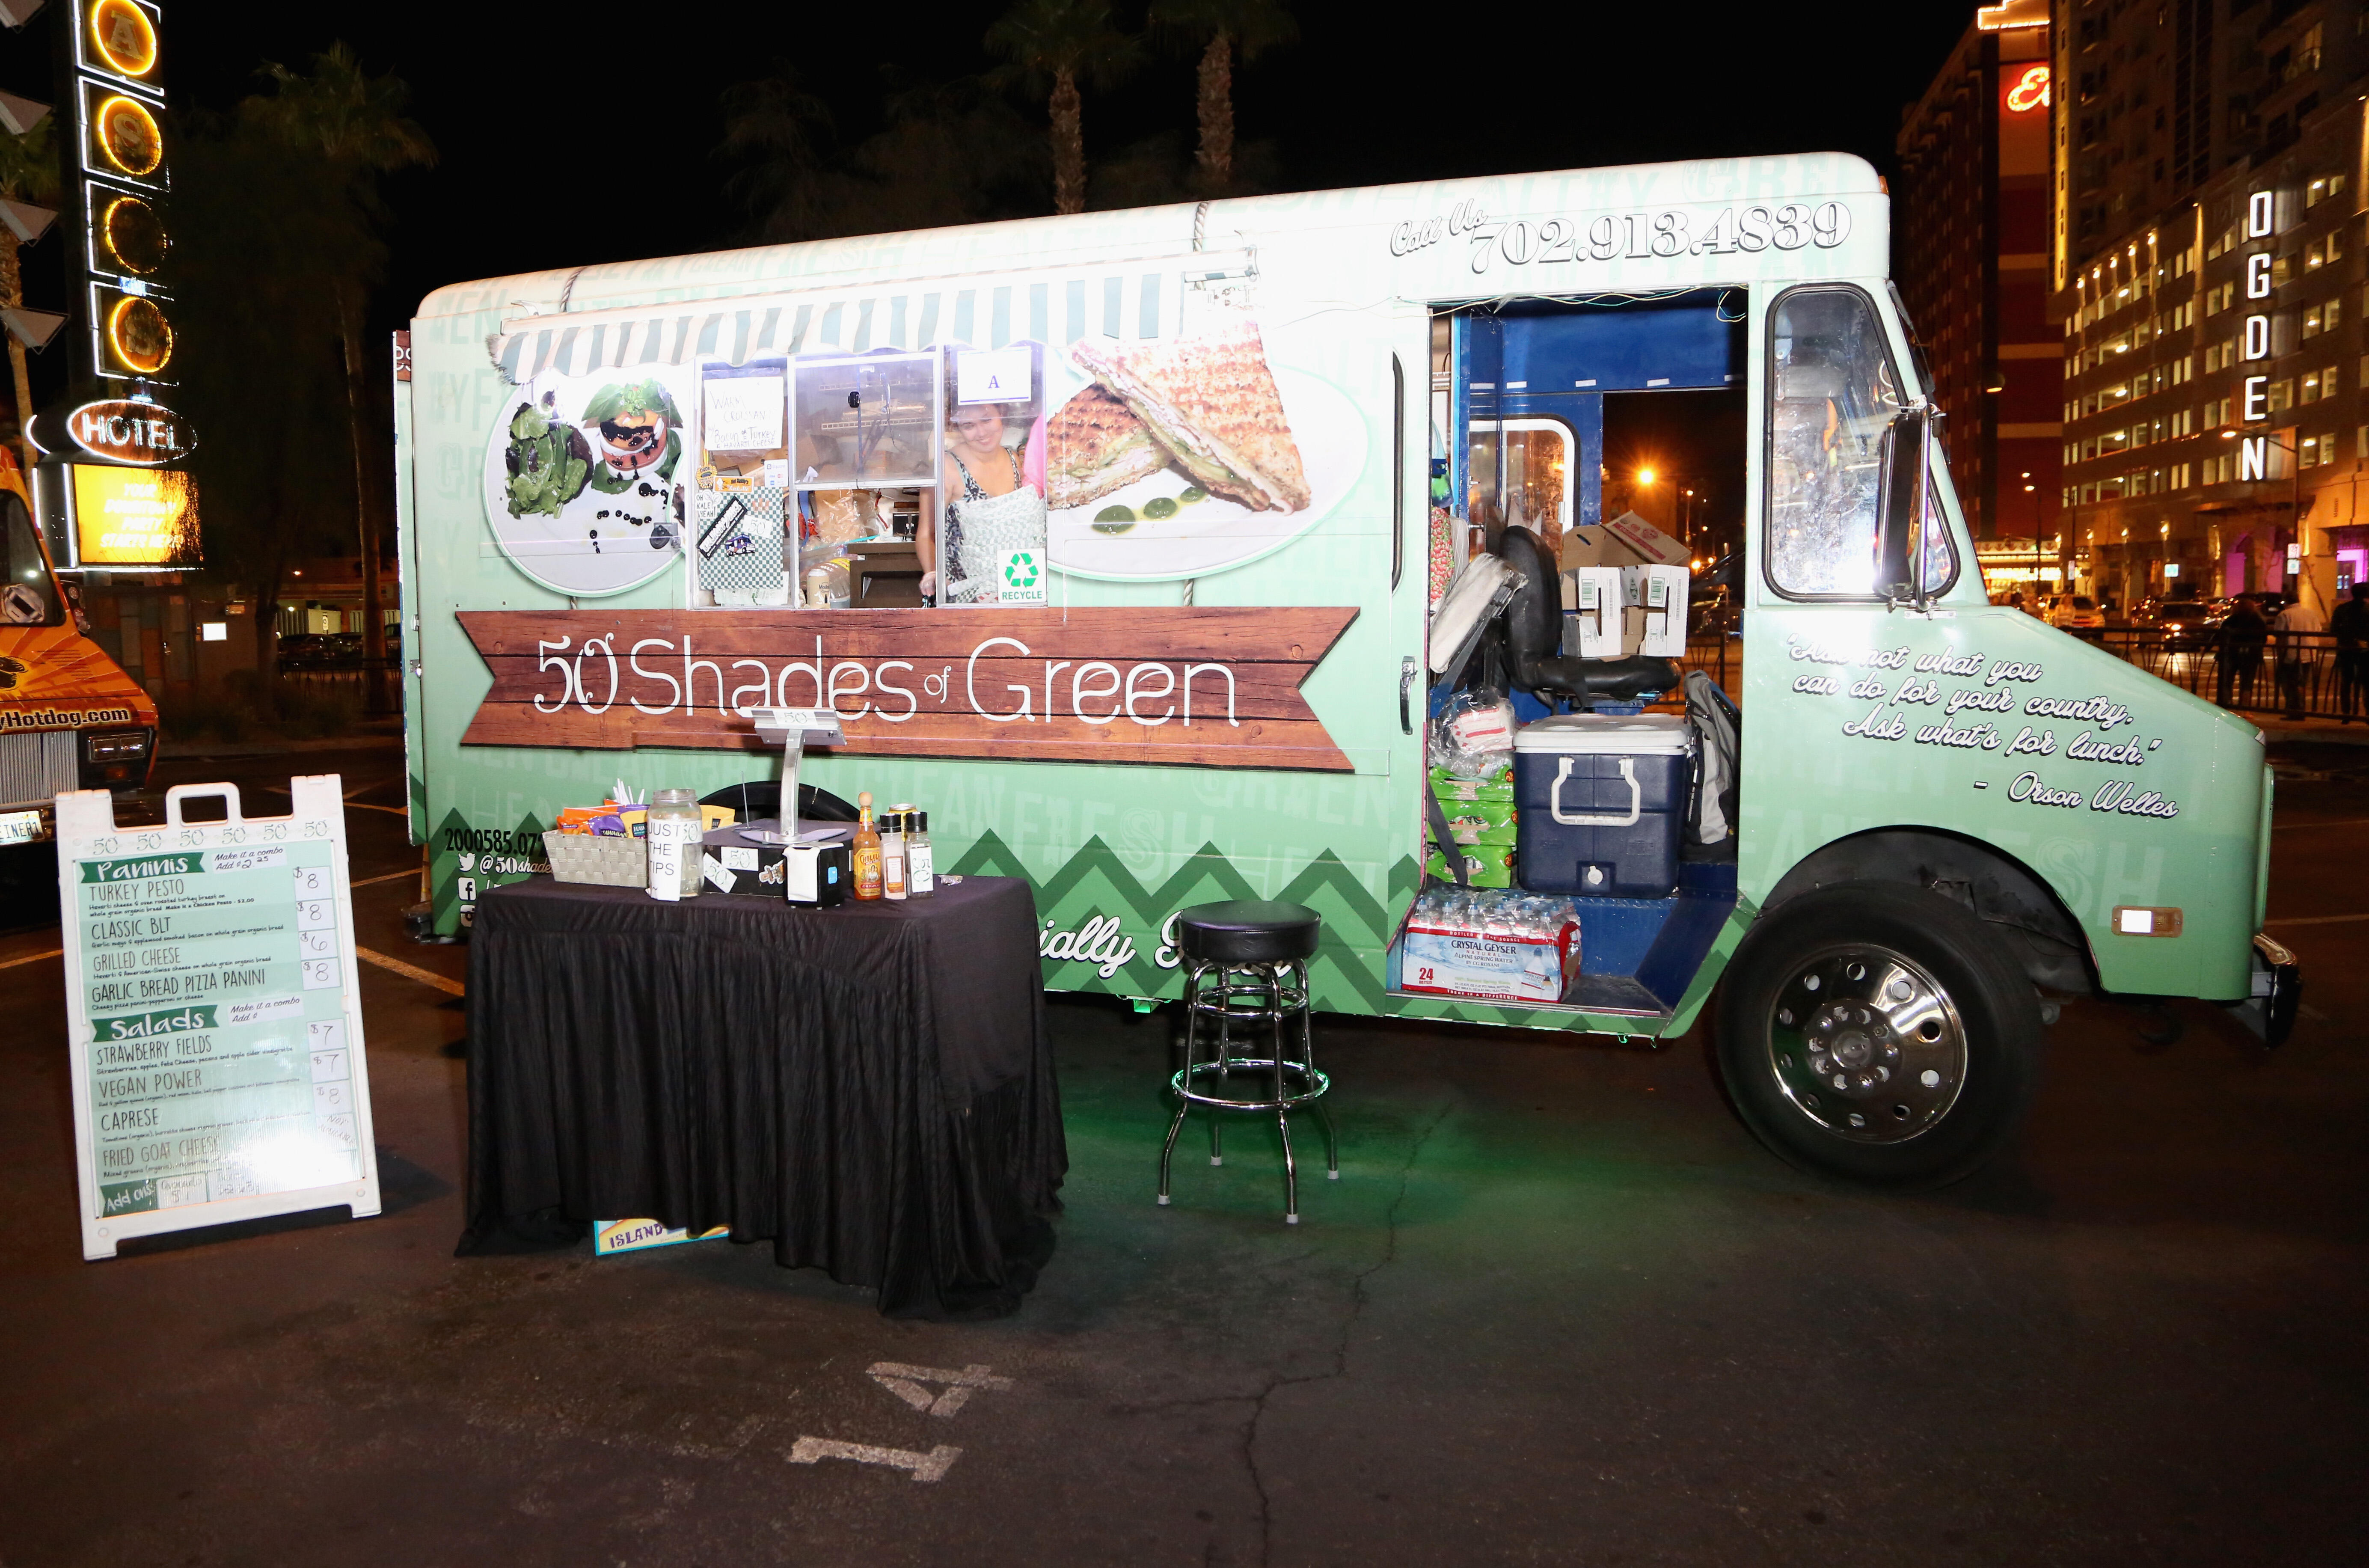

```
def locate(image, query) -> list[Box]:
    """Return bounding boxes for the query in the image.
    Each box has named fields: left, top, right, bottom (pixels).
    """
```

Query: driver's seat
left=1497, top=526, right=1678, bottom=707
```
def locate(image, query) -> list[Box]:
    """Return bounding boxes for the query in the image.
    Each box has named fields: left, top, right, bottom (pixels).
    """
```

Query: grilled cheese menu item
left=1047, top=386, right=1168, bottom=508
left=1068, top=320, right=1312, bottom=514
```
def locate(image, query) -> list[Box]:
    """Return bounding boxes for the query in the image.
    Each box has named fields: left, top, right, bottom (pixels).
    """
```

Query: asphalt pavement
left=0, top=739, right=2360, bottom=1567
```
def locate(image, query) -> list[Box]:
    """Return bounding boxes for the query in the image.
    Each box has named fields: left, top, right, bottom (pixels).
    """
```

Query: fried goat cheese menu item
left=1047, top=385, right=1169, bottom=509
left=1068, top=319, right=1312, bottom=514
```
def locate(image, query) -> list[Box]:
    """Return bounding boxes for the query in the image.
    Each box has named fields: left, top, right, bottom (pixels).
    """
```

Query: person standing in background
left=2272, top=591, right=2327, bottom=720
left=2218, top=594, right=2269, bottom=710
left=2328, top=582, right=2367, bottom=722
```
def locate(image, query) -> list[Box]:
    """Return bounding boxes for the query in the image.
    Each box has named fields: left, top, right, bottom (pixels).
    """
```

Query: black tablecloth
left=457, top=871, right=1065, bottom=1319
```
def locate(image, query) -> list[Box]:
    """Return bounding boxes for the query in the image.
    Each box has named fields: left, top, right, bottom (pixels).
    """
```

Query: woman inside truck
left=922, top=400, right=1045, bottom=604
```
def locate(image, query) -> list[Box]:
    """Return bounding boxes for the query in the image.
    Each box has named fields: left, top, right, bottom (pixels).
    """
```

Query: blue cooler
left=1513, top=714, right=1695, bottom=897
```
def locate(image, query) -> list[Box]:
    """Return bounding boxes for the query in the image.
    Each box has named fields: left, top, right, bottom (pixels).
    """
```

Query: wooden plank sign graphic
left=56, top=778, right=382, bottom=1259
left=456, top=606, right=1359, bottom=771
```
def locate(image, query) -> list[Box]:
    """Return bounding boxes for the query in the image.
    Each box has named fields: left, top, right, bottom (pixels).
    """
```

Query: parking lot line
left=356, top=947, right=465, bottom=996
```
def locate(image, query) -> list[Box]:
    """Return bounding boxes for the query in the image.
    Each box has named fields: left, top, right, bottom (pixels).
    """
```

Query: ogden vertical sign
left=2236, top=189, right=2277, bottom=482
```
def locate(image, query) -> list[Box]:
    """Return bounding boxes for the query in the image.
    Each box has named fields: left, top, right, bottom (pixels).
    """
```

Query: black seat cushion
left=1177, top=900, right=1322, bottom=964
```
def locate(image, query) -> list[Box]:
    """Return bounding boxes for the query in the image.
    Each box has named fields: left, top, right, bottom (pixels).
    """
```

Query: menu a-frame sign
left=57, top=777, right=382, bottom=1259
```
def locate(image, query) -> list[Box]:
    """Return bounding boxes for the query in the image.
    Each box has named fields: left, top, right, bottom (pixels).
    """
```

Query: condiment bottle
left=882, top=810, right=908, bottom=901
left=905, top=811, right=934, bottom=897
left=646, top=788, right=703, bottom=901
left=851, top=791, right=884, bottom=900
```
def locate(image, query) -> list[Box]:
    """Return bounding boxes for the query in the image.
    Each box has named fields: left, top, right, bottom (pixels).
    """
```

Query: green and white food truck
left=395, top=152, right=2298, bottom=1186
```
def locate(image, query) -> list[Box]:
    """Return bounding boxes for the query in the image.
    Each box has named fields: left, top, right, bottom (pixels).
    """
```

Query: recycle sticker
left=998, top=549, right=1045, bottom=603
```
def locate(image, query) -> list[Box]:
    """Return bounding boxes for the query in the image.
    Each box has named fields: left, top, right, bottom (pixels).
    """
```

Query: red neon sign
left=2006, top=65, right=2051, bottom=113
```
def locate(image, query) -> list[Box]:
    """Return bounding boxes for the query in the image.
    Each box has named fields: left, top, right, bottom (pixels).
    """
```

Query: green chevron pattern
left=952, top=829, right=1646, bottom=1034
left=419, top=811, right=1677, bottom=1038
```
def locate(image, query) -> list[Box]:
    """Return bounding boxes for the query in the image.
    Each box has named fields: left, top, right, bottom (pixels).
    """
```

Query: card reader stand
left=748, top=707, right=847, bottom=832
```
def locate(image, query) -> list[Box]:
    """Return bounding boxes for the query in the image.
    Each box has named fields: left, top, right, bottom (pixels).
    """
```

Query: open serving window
left=934, top=343, right=1048, bottom=607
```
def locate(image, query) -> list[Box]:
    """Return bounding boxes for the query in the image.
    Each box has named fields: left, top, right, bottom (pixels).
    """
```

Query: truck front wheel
left=1715, top=883, right=2043, bottom=1188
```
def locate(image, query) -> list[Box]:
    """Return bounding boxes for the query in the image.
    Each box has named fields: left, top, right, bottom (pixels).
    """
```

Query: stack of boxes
left=1426, top=765, right=1518, bottom=888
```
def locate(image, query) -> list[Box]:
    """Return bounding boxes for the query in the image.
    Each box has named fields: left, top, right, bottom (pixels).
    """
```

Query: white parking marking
left=787, top=1437, right=961, bottom=1482
left=355, top=946, right=465, bottom=995
left=867, top=1361, right=1012, bottom=1418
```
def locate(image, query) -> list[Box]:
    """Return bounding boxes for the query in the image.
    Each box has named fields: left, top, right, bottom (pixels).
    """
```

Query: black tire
left=1715, top=882, right=2042, bottom=1188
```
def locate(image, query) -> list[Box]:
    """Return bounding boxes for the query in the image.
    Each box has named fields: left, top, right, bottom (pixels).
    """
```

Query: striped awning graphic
left=488, top=252, right=1252, bottom=385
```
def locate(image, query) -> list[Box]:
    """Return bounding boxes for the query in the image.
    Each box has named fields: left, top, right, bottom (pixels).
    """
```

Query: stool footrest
left=1169, top=1059, right=1330, bottom=1113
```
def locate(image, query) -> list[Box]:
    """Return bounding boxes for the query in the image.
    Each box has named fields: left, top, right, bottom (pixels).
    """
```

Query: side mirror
left=1876, top=407, right=1932, bottom=605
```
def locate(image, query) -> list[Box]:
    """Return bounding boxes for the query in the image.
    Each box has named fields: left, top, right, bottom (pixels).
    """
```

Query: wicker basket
left=543, top=829, right=647, bottom=888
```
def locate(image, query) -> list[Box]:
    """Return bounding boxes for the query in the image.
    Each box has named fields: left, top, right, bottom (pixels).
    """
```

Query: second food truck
left=395, top=152, right=2296, bottom=1186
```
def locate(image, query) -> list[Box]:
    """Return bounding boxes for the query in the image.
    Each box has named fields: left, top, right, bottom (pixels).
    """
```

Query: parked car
left=2149, top=598, right=2218, bottom=650
left=277, top=633, right=330, bottom=670
left=2042, top=594, right=2105, bottom=630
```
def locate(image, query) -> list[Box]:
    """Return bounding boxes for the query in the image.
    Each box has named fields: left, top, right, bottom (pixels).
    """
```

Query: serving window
left=793, top=352, right=941, bottom=489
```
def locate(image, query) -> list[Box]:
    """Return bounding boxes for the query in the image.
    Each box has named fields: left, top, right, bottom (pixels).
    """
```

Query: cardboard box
left=1438, top=795, right=1517, bottom=844
left=1560, top=509, right=1688, bottom=570
left=1424, top=841, right=1516, bottom=889
left=1428, top=767, right=1514, bottom=804
left=1560, top=555, right=1689, bottom=660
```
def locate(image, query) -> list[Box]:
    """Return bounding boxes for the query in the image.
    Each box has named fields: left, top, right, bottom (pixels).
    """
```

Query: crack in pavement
left=1239, top=1098, right=1454, bottom=1567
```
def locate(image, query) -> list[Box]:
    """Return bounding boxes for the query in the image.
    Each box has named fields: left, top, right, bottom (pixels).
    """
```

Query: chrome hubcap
left=1766, top=944, right=1967, bottom=1143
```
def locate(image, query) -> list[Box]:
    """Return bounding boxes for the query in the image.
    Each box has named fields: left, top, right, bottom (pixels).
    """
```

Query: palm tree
left=242, top=45, right=435, bottom=698
left=986, top=0, right=1142, bottom=216
left=0, top=119, right=59, bottom=469
left=715, top=67, right=835, bottom=243
left=1149, top=0, right=1294, bottom=196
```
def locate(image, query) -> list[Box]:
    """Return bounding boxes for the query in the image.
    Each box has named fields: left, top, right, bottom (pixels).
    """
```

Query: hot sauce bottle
left=851, top=791, right=884, bottom=900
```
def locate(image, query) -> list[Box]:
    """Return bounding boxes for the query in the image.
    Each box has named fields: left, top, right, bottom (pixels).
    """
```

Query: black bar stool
left=1159, top=900, right=1338, bottom=1223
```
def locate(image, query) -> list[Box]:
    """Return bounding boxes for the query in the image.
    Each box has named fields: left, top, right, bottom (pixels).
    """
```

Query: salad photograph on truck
left=398, top=151, right=2296, bottom=1189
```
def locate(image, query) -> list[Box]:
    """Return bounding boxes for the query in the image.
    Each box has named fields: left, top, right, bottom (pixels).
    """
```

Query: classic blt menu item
left=57, top=778, right=382, bottom=1260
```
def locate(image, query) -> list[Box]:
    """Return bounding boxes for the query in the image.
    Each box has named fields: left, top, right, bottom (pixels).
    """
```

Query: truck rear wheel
left=1714, top=882, right=2042, bottom=1188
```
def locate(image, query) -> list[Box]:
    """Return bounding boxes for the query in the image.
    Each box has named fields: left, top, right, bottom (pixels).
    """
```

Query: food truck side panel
left=397, top=223, right=1425, bottom=1010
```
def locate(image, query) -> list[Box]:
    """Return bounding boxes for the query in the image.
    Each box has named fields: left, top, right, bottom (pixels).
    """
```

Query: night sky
left=5, top=0, right=1970, bottom=513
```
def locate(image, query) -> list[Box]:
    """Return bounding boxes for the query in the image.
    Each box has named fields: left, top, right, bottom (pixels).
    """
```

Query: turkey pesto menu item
left=74, top=842, right=362, bottom=1215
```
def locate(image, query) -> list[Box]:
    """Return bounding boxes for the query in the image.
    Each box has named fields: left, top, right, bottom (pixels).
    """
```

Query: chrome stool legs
left=1158, top=956, right=1336, bottom=1223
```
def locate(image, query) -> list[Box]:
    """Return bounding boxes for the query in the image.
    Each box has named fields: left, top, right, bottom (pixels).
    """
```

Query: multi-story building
left=1897, top=0, right=2063, bottom=564
left=2054, top=0, right=2367, bottom=608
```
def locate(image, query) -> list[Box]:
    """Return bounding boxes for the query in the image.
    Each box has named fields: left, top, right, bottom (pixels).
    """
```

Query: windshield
left=1, top=492, right=64, bottom=627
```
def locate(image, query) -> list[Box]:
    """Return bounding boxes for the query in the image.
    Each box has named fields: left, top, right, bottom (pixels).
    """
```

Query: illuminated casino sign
left=57, top=398, right=192, bottom=465
left=71, top=463, right=199, bottom=567
left=68, top=0, right=179, bottom=388
left=2005, top=65, right=2050, bottom=114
